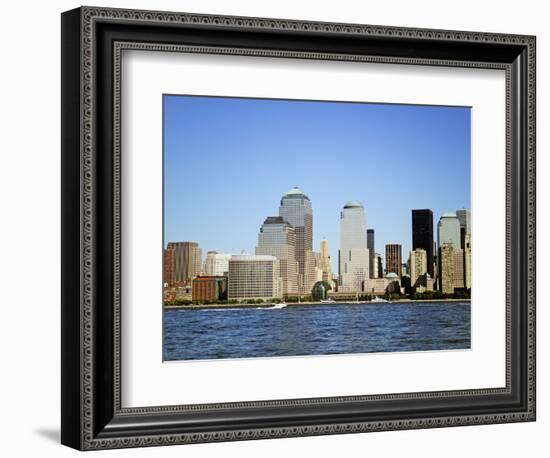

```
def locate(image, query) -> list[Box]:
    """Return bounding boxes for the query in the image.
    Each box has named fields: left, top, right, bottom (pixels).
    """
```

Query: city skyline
left=164, top=95, right=471, bottom=272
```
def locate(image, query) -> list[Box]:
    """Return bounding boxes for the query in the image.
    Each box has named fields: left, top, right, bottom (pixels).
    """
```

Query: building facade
left=319, top=239, right=333, bottom=282
left=374, top=252, right=383, bottom=278
left=438, top=244, right=465, bottom=293
left=367, top=229, right=375, bottom=279
left=227, top=255, right=282, bottom=300
left=278, top=187, right=313, bottom=293
left=166, top=241, right=202, bottom=285
left=255, top=216, right=298, bottom=296
left=385, top=244, right=402, bottom=277
left=339, top=201, right=369, bottom=292
left=409, top=248, right=427, bottom=287
left=438, top=212, right=461, bottom=249
left=456, top=209, right=471, bottom=249
left=192, top=276, right=227, bottom=302
left=412, top=209, right=434, bottom=277
left=464, top=233, right=472, bottom=289
left=163, top=246, right=175, bottom=286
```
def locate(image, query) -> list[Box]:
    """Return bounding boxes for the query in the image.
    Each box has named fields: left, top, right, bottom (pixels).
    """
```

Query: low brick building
left=192, top=276, right=227, bottom=302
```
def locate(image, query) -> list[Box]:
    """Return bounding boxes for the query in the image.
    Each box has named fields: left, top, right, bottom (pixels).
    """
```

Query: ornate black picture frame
left=61, top=6, right=536, bottom=450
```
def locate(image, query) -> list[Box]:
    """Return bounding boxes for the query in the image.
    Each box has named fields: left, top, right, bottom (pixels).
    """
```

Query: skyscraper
left=456, top=209, right=471, bottom=249
left=438, top=212, right=461, bottom=249
left=339, top=201, right=369, bottom=292
left=255, top=216, right=298, bottom=296
left=438, top=244, right=465, bottom=293
left=320, top=239, right=333, bottom=282
left=412, top=209, right=434, bottom=277
left=385, top=244, right=402, bottom=277
left=166, top=241, right=202, bottom=285
left=279, top=187, right=313, bottom=293
left=367, top=229, right=375, bottom=279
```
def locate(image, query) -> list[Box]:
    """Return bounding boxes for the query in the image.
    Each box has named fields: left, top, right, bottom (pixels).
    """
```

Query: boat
left=271, top=302, right=287, bottom=309
left=320, top=298, right=336, bottom=304
left=371, top=297, right=389, bottom=303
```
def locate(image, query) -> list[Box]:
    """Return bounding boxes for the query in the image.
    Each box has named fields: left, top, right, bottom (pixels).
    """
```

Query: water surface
left=163, top=302, right=471, bottom=361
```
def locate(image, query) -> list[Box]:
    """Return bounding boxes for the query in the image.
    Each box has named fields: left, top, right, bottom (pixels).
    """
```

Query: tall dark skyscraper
left=367, top=229, right=375, bottom=279
left=412, top=209, right=434, bottom=277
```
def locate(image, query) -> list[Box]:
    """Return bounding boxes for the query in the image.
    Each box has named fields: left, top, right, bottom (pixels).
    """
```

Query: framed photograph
left=61, top=6, right=536, bottom=450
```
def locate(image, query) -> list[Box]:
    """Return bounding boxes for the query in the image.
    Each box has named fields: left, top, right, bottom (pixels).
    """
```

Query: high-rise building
left=367, top=229, right=375, bottom=279
left=438, top=212, right=461, bottom=249
left=255, top=216, right=298, bottom=296
left=439, top=244, right=455, bottom=294
left=339, top=201, right=369, bottom=292
left=166, top=241, right=202, bottom=285
left=412, top=209, right=434, bottom=277
left=456, top=209, right=471, bottom=249
left=409, top=248, right=427, bottom=287
left=385, top=244, right=402, bottom=277
left=227, top=255, right=282, bottom=300
left=279, top=187, right=313, bottom=293
left=320, top=239, right=333, bottom=282
left=438, top=244, right=465, bottom=293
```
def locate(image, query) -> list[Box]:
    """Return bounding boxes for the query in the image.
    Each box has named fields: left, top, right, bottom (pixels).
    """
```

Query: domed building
left=364, top=272, right=403, bottom=295
left=311, top=281, right=332, bottom=301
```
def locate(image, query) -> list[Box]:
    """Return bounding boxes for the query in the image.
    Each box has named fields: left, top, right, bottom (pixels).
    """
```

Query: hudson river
left=163, top=302, right=470, bottom=361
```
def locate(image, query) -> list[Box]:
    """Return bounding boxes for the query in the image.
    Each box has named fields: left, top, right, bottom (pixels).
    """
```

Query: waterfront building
left=192, top=276, right=227, bottom=302
left=412, top=209, right=434, bottom=277
left=320, top=239, right=333, bottom=282
left=365, top=273, right=401, bottom=295
left=438, top=212, right=461, bottom=249
left=385, top=243, right=402, bottom=277
left=339, top=201, right=370, bottom=293
left=166, top=241, right=202, bottom=285
left=409, top=248, right=428, bottom=287
left=367, top=229, right=375, bottom=279
left=456, top=209, right=471, bottom=249
left=279, top=187, right=313, bottom=293
left=255, top=216, right=298, bottom=296
left=311, top=281, right=332, bottom=301
left=227, top=255, right=282, bottom=300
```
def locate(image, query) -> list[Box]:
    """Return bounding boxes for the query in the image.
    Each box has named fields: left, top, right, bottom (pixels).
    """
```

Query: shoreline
left=164, top=298, right=471, bottom=311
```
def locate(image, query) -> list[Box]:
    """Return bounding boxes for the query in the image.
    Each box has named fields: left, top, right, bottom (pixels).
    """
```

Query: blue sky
left=164, top=95, right=470, bottom=271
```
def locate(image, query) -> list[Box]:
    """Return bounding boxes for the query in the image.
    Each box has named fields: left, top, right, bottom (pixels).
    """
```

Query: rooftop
left=343, top=200, right=363, bottom=209
left=281, top=186, right=310, bottom=201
